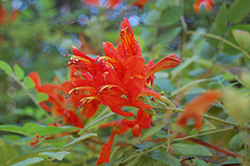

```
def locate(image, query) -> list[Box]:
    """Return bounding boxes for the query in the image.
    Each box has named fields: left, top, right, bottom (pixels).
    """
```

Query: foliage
left=1, top=0, right=250, bottom=165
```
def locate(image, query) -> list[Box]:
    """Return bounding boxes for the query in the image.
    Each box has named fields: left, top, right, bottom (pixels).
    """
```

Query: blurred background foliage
left=1, top=0, right=250, bottom=164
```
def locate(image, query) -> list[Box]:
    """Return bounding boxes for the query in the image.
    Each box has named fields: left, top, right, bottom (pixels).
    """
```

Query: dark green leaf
left=156, top=27, right=182, bottom=46
left=134, top=155, right=155, bottom=166
left=219, top=157, right=244, bottom=165
left=148, top=150, right=174, bottom=165
left=23, top=76, right=35, bottom=89
left=36, top=92, right=49, bottom=102
left=155, top=0, right=176, bottom=10
left=0, top=138, right=19, bottom=166
left=63, top=133, right=97, bottom=148
left=207, top=23, right=223, bottom=46
left=141, top=122, right=164, bottom=140
left=13, top=64, right=24, bottom=81
left=215, top=2, right=227, bottom=33
left=159, top=6, right=183, bottom=26
left=172, top=143, right=212, bottom=156
left=0, top=60, right=13, bottom=75
left=228, top=0, right=250, bottom=24
left=39, top=151, right=71, bottom=161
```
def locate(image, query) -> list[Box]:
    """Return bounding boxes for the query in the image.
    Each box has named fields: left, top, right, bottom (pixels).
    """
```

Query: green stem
left=119, top=127, right=235, bottom=164
left=186, top=31, right=250, bottom=59
left=12, top=75, right=51, bottom=118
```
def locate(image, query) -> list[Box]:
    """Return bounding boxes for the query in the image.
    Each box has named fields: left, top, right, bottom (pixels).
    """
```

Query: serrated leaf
left=10, top=157, right=45, bottom=166
left=0, top=60, right=13, bottom=75
left=78, top=112, right=115, bottom=135
left=0, top=138, right=19, bottom=166
left=172, top=143, right=212, bottom=156
left=159, top=6, right=183, bottom=26
left=232, top=30, right=250, bottom=48
left=23, top=76, right=35, bottom=89
left=0, top=125, right=26, bottom=136
left=141, top=122, right=164, bottom=140
left=144, top=10, right=159, bottom=26
left=36, top=92, right=49, bottom=102
left=229, top=132, right=244, bottom=151
left=215, top=2, right=227, bottom=33
left=39, top=151, right=71, bottom=161
left=228, top=0, right=250, bottom=24
left=63, top=133, right=97, bottom=148
left=13, top=64, right=24, bottom=80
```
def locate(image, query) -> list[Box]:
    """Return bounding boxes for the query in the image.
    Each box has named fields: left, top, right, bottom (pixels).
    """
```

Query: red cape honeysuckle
left=67, top=18, right=181, bottom=118
left=176, top=90, right=221, bottom=129
left=99, top=119, right=129, bottom=135
left=124, top=109, right=151, bottom=138
left=193, top=0, right=214, bottom=13
left=97, top=128, right=116, bottom=165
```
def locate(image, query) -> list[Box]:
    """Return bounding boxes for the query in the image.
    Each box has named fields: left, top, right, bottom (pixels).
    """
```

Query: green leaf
left=0, top=138, right=19, bottom=166
left=219, top=157, right=244, bottom=165
left=232, top=29, right=250, bottom=48
left=63, top=133, right=97, bottom=148
left=134, top=155, right=155, bottom=166
left=155, top=0, right=176, bottom=11
left=13, top=64, right=24, bottom=80
left=23, top=76, right=35, bottom=89
left=39, top=151, right=71, bottom=161
left=36, top=92, right=49, bottom=102
left=144, top=10, right=159, bottom=26
left=148, top=150, right=174, bottom=165
left=159, top=6, right=183, bottom=26
left=207, top=23, right=223, bottom=46
left=0, top=125, right=26, bottom=136
left=172, top=143, right=212, bottom=156
left=10, top=157, right=45, bottom=166
left=78, top=112, right=115, bottom=135
left=228, top=0, right=250, bottom=24
left=141, top=121, right=164, bottom=140
left=0, top=60, right=13, bottom=75
left=171, top=55, right=198, bottom=78
left=215, top=2, right=227, bottom=33
left=156, top=27, right=182, bottom=46
left=23, top=123, right=63, bottom=136
left=229, top=132, right=244, bottom=151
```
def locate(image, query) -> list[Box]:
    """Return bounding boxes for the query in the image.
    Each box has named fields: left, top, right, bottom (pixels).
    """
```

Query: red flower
left=176, top=90, right=221, bottom=129
left=97, top=129, right=116, bottom=165
left=99, top=120, right=129, bottom=135
left=124, top=109, right=151, bottom=138
left=193, top=0, right=214, bottom=13
left=0, top=5, right=19, bottom=25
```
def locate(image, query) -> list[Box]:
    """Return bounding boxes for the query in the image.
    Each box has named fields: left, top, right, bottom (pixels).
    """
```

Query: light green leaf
left=228, top=0, right=250, bottom=24
left=144, top=10, right=159, bottom=26
left=0, top=138, right=19, bottom=166
left=155, top=0, right=176, bottom=11
left=219, top=157, right=244, bottom=165
left=172, top=143, right=212, bottom=156
left=232, top=29, right=250, bottom=48
left=63, top=133, right=97, bottom=148
left=0, top=60, right=13, bottom=75
left=39, top=151, right=71, bottom=161
left=159, top=6, right=183, bottom=26
left=23, top=76, right=35, bottom=89
left=141, top=121, right=164, bottom=140
left=23, top=123, right=63, bottom=136
left=36, top=92, right=49, bottom=102
left=10, top=157, right=44, bottom=166
left=78, top=112, right=115, bottom=135
left=156, top=27, right=182, bottom=46
left=0, top=125, right=26, bottom=136
left=215, top=2, right=227, bottom=33
left=13, top=64, right=24, bottom=80
left=229, top=132, right=244, bottom=151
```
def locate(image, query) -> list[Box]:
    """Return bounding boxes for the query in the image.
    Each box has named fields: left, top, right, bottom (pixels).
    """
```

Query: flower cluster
left=193, top=0, right=214, bottom=13
left=67, top=18, right=181, bottom=165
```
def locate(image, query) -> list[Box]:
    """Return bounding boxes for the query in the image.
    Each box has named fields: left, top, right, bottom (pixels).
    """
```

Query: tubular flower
left=193, top=0, right=214, bottom=13
left=97, top=129, right=116, bottom=165
left=67, top=17, right=181, bottom=118
left=176, top=90, right=221, bottom=129
left=124, top=109, right=151, bottom=138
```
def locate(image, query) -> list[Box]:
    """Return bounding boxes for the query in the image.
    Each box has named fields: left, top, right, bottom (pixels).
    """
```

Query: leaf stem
left=186, top=31, right=250, bottom=59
